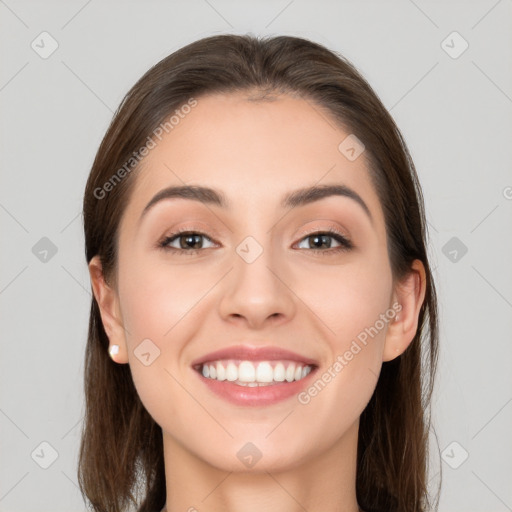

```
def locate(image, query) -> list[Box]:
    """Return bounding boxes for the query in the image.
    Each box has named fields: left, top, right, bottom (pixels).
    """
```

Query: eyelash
left=157, top=226, right=353, bottom=256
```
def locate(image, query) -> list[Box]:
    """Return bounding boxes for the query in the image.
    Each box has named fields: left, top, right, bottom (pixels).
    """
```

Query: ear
left=382, top=259, right=427, bottom=362
left=88, top=255, right=129, bottom=364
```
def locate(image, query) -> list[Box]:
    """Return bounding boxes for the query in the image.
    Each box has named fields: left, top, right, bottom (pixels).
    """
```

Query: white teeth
left=285, top=363, right=296, bottom=382
left=273, top=362, right=286, bottom=382
left=256, top=362, right=274, bottom=383
left=238, top=361, right=256, bottom=382
left=215, top=361, right=226, bottom=381
left=199, top=359, right=313, bottom=385
left=226, top=362, right=238, bottom=381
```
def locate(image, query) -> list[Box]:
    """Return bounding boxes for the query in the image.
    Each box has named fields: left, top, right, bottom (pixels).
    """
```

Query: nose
left=217, top=239, right=296, bottom=330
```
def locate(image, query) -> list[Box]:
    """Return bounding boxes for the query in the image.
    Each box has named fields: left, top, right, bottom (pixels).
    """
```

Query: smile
left=193, top=359, right=318, bottom=407
left=196, top=359, right=313, bottom=386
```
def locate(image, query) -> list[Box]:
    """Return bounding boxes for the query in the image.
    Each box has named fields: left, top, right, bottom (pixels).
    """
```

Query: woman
left=79, top=34, right=440, bottom=512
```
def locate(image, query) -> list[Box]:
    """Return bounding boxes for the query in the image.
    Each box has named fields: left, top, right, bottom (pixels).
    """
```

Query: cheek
left=115, top=256, right=210, bottom=427
left=291, top=256, right=393, bottom=441
left=292, top=250, right=393, bottom=346
left=118, top=255, right=210, bottom=342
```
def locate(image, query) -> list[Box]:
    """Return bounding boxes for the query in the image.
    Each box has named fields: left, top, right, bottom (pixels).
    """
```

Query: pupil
left=182, top=234, right=201, bottom=249
left=311, top=234, right=331, bottom=249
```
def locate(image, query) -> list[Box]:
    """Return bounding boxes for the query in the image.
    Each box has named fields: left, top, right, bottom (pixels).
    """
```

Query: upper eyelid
left=296, top=225, right=349, bottom=238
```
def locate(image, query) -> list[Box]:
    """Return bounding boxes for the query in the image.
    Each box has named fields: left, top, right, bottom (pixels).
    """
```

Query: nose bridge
left=234, top=231, right=282, bottom=296
left=218, top=226, right=296, bottom=327
left=230, top=201, right=281, bottom=280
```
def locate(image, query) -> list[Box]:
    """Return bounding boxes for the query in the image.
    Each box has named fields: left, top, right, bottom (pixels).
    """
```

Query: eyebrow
left=140, top=183, right=373, bottom=223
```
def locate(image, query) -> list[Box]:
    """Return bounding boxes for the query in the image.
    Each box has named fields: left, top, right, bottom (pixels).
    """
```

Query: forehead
left=122, top=92, right=384, bottom=231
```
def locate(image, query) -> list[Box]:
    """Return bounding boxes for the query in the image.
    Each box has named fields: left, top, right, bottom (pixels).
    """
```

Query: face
left=97, top=92, right=408, bottom=473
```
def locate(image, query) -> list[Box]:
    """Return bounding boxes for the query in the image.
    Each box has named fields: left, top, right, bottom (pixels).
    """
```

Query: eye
left=157, top=227, right=353, bottom=256
left=295, top=229, right=353, bottom=254
left=158, top=229, right=216, bottom=255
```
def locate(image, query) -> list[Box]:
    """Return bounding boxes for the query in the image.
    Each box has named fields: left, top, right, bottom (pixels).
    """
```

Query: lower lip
left=194, top=367, right=317, bottom=406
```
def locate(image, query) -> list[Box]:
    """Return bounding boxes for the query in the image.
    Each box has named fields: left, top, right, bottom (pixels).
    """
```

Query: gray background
left=1, top=1, right=511, bottom=511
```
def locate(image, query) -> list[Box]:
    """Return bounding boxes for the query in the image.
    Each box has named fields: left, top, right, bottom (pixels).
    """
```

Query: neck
left=161, top=419, right=361, bottom=512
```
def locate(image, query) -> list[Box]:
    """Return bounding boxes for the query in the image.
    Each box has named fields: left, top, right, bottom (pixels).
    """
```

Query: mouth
left=193, top=359, right=315, bottom=386
left=190, top=345, right=319, bottom=406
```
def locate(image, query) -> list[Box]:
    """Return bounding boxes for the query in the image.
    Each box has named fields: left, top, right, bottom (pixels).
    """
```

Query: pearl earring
left=109, top=344, right=120, bottom=359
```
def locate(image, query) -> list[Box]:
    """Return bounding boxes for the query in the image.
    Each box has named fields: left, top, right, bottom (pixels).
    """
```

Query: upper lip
left=191, top=345, right=319, bottom=368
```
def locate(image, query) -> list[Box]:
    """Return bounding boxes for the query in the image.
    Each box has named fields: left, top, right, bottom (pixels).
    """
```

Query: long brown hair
left=79, top=34, right=440, bottom=512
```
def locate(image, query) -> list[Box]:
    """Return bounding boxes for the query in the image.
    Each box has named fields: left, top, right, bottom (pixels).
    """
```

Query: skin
left=89, top=92, right=426, bottom=512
